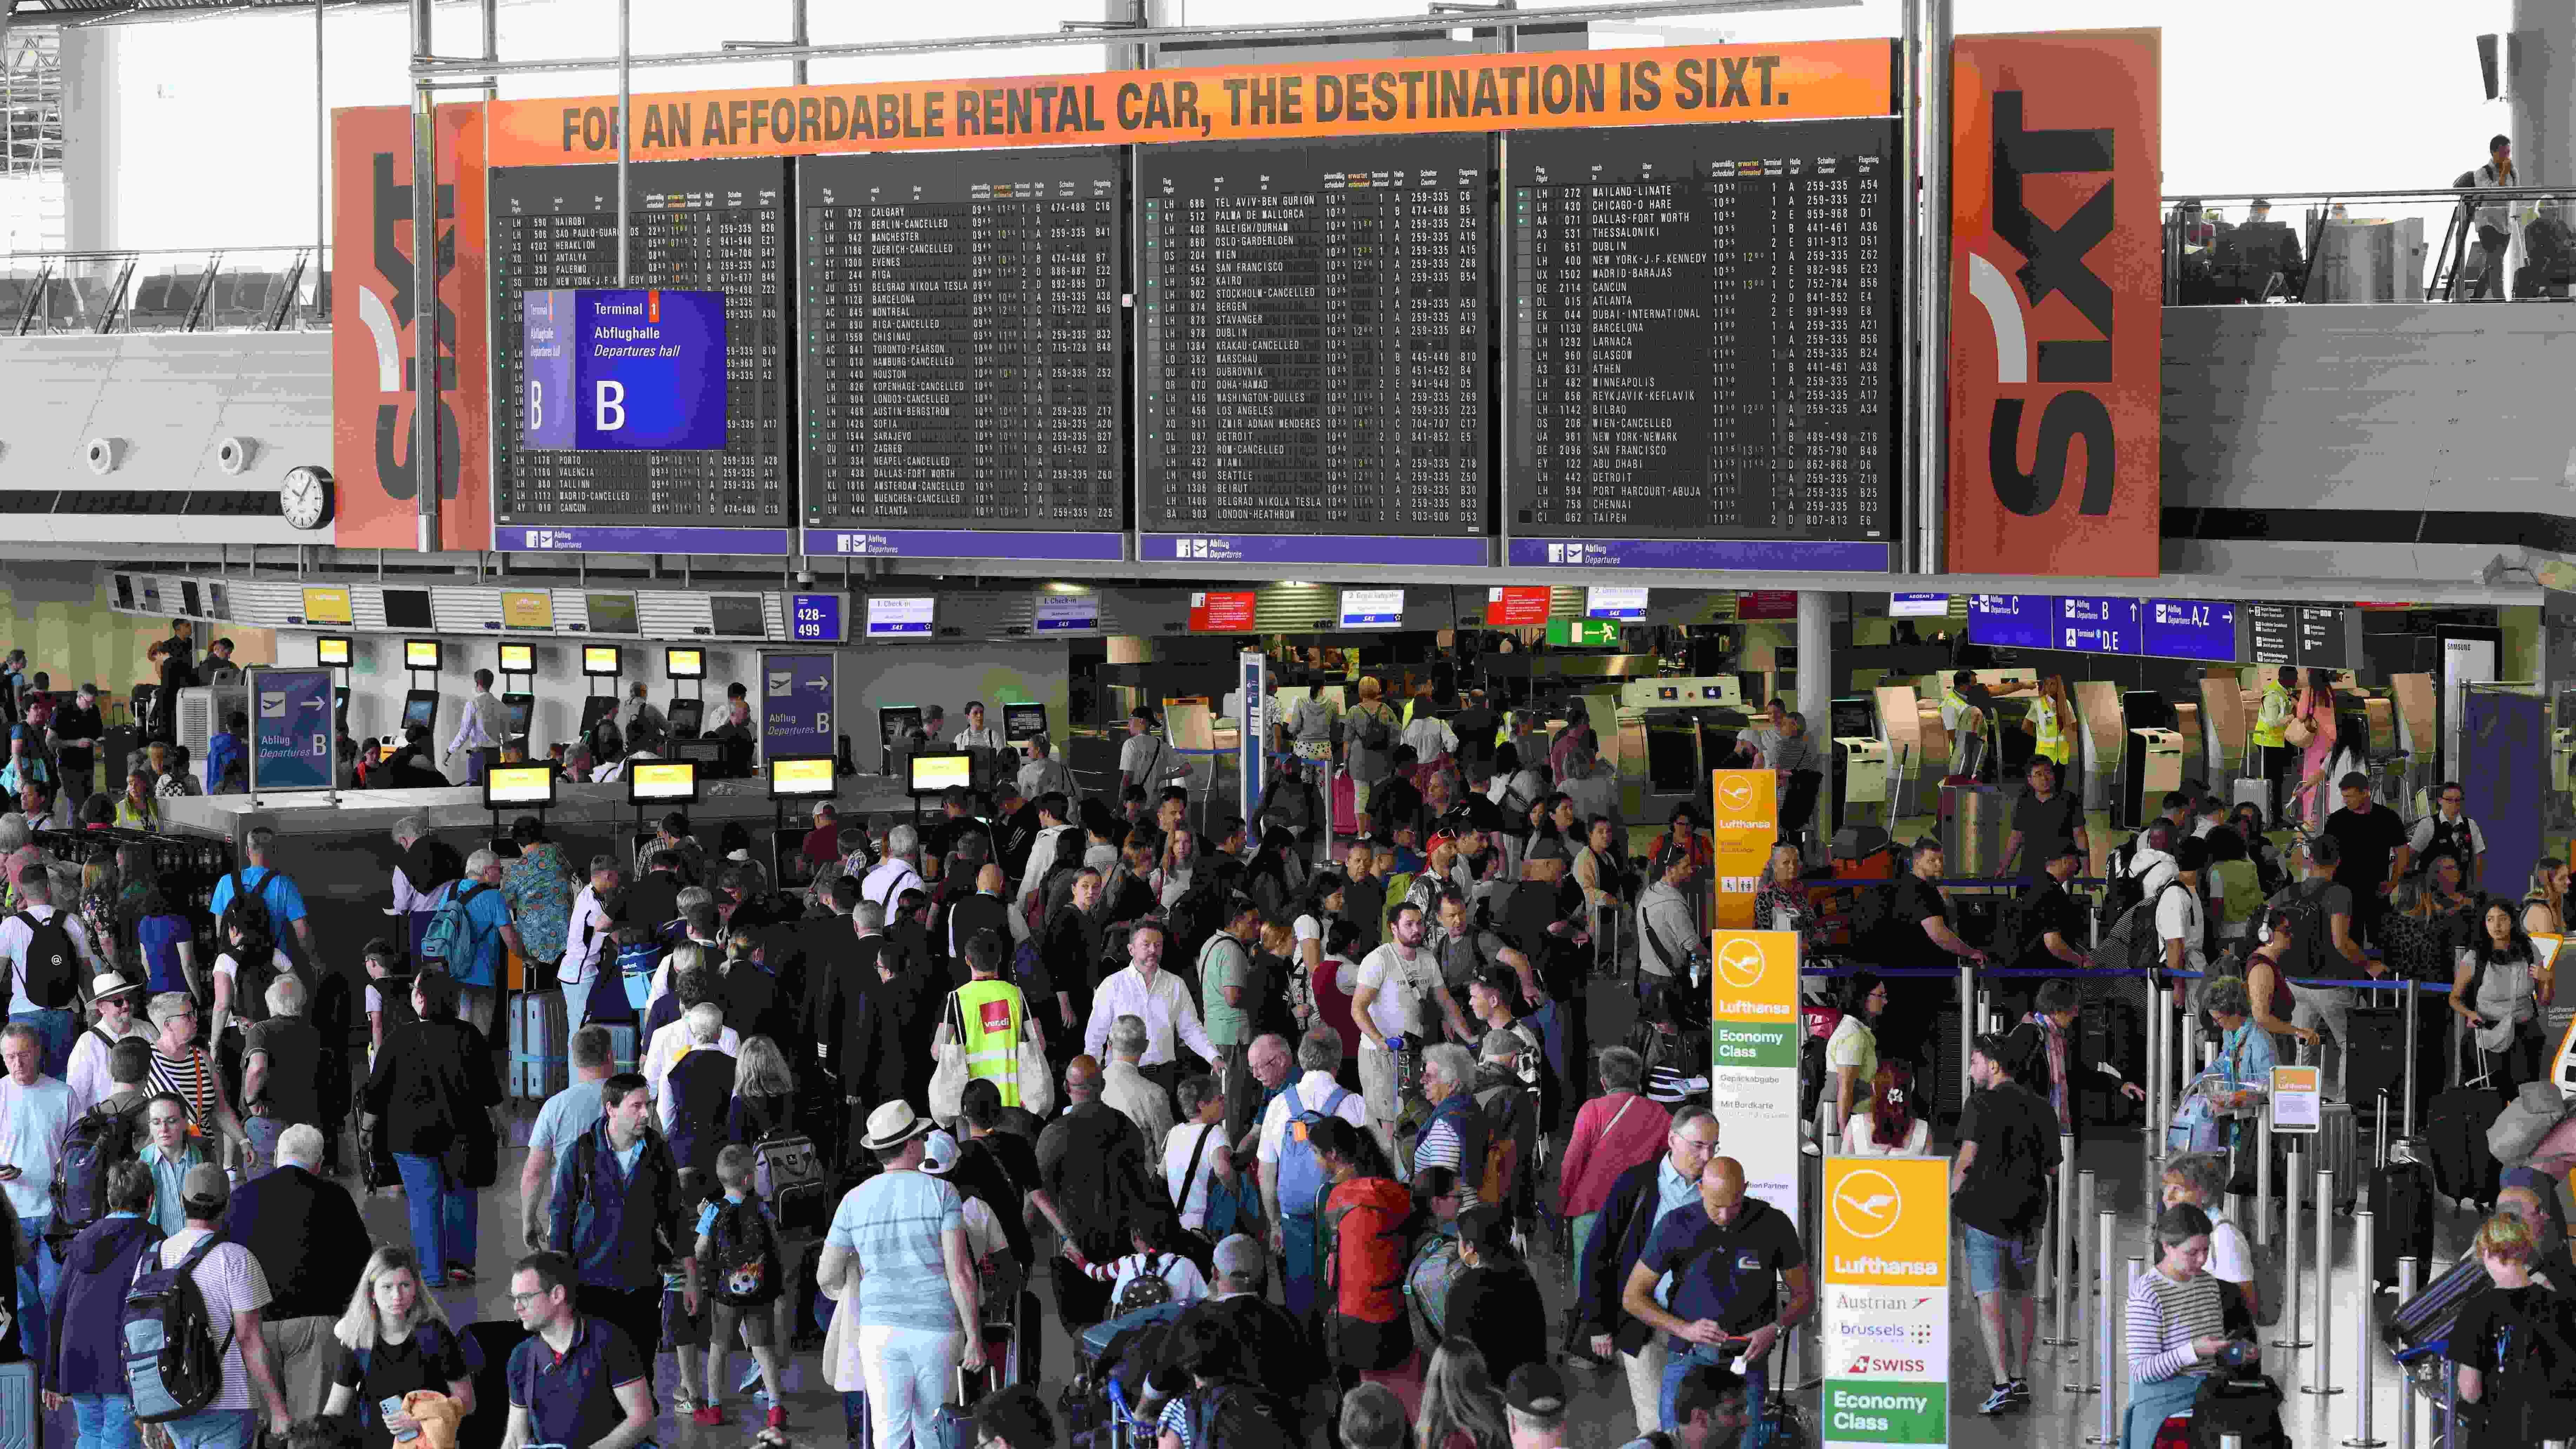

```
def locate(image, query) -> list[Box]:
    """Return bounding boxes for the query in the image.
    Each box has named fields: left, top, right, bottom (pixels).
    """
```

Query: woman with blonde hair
left=727, top=1034, right=797, bottom=1143
left=2024, top=675, right=2078, bottom=796
left=1412, top=1338, right=1510, bottom=1449
left=2449, top=1211, right=2558, bottom=1445
left=323, top=1246, right=475, bottom=1449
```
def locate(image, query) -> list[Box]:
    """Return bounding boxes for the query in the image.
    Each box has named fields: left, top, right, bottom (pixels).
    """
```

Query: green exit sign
left=1547, top=619, right=1621, bottom=647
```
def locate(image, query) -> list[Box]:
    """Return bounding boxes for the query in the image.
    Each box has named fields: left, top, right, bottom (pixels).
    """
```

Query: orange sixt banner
left=1946, top=29, right=2161, bottom=577
left=330, top=104, right=492, bottom=550
left=482, top=41, right=1896, bottom=166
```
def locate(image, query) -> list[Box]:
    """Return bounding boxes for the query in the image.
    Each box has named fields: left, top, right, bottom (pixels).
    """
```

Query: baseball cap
left=920, top=1129, right=961, bottom=1175
left=1504, top=1364, right=1568, bottom=1416
left=179, top=1163, right=230, bottom=1218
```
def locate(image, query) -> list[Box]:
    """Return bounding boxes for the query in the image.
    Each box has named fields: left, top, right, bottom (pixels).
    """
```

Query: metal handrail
left=0, top=246, right=326, bottom=336
left=2158, top=184, right=2576, bottom=304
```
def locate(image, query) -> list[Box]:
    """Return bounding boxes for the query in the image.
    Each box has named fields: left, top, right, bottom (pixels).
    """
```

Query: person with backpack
left=67, top=972, right=148, bottom=1116
left=1307, top=1116, right=1416, bottom=1390
left=207, top=829, right=317, bottom=976
left=546, top=1073, right=690, bottom=1384
left=423, top=851, right=523, bottom=1041
left=1952, top=1033, right=2063, bottom=1416
left=210, top=899, right=291, bottom=1059
left=2002, top=980, right=2145, bottom=1150
left=2451, top=899, right=2555, bottom=1097
left=43, top=1158, right=154, bottom=1449
left=688, top=1144, right=789, bottom=1440
left=1071, top=1210, right=1211, bottom=1312
left=1450, top=1202, right=1548, bottom=1384
left=133, top=1162, right=294, bottom=1448
left=1, top=864, right=102, bottom=1080
left=320, top=1246, right=474, bottom=1449
left=2269, top=832, right=2373, bottom=1098
left=361, top=973, right=504, bottom=1291
left=1257, top=1027, right=1368, bottom=1321
left=2448, top=1209, right=2576, bottom=1448
left=1344, top=680, right=1403, bottom=817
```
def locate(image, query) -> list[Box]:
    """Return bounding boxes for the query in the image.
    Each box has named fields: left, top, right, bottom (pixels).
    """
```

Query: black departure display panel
left=798, top=148, right=1124, bottom=556
left=490, top=159, right=790, bottom=550
left=1506, top=119, right=1897, bottom=550
left=1137, top=134, right=1490, bottom=565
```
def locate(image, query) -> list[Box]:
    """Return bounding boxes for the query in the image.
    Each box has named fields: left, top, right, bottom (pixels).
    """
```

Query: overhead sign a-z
left=1947, top=30, right=2160, bottom=577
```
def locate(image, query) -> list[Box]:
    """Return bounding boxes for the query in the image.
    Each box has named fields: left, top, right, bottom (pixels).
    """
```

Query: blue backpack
left=1277, top=1082, right=1352, bottom=1220
left=420, top=882, right=494, bottom=975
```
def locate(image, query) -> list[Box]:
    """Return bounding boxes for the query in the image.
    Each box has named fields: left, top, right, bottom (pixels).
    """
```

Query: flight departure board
left=490, top=159, right=792, bottom=554
left=1137, top=134, right=1491, bottom=566
left=1504, top=118, right=1898, bottom=572
left=799, top=148, right=1126, bottom=561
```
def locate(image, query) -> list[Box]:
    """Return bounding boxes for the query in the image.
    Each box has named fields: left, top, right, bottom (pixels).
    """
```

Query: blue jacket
left=49, top=1213, right=156, bottom=1395
left=548, top=1119, right=683, bottom=1291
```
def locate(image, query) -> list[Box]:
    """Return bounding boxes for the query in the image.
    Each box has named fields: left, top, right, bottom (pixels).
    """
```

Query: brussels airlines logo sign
left=1947, top=31, right=2160, bottom=578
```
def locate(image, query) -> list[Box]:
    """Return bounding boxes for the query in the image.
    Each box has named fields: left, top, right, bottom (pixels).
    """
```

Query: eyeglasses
left=509, top=1291, right=548, bottom=1307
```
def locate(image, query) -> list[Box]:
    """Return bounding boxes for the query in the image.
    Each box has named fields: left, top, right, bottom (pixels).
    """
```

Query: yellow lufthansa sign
left=1708, top=930, right=1798, bottom=1024
left=301, top=587, right=352, bottom=626
left=1710, top=768, right=1779, bottom=929
left=1823, top=1157, right=1951, bottom=1288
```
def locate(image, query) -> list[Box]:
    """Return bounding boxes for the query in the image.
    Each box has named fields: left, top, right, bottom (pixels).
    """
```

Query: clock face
left=280, top=467, right=331, bottom=530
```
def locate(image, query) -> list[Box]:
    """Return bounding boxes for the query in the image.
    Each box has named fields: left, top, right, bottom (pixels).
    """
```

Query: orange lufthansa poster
left=1947, top=30, right=2161, bottom=576
left=331, top=104, right=491, bottom=551
left=482, top=42, right=1895, bottom=166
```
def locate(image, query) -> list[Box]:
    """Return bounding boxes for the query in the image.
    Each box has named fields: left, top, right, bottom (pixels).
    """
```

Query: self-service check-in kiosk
left=1829, top=696, right=1890, bottom=833
left=663, top=648, right=706, bottom=741
left=400, top=639, right=442, bottom=748
left=1613, top=676, right=1750, bottom=826
left=2121, top=689, right=2185, bottom=829
left=498, top=642, right=537, bottom=756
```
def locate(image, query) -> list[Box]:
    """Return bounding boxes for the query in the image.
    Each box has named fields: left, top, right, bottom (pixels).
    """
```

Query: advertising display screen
left=404, top=640, right=442, bottom=670
left=484, top=764, right=557, bottom=809
left=498, top=643, right=535, bottom=673
left=315, top=636, right=352, bottom=667
left=627, top=760, right=698, bottom=804
left=582, top=646, right=620, bottom=677
left=768, top=756, right=837, bottom=800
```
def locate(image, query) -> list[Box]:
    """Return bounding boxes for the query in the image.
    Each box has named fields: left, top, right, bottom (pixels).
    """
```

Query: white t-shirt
left=1257, top=1071, right=1369, bottom=1165
left=2154, top=882, right=2207, bottom=973
left=1163, top=1121, right=1231, bottom=1232
left=2207, top=1217, right=2252, bottom=1290
left=1841, top=1112, right=1930, bottom=1157
left=213, top=948, right=292, bottom=1022
left=1355, top=942, right=1437, bottom=1043
left=2409, top=814, right=2487, bottom=859
left=1293, top=914, right=1325, bottom=951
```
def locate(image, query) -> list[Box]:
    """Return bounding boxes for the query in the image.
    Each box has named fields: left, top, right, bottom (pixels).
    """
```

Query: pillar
left=1799, top=591, right=1835, bottom=834
left=2511, top=0, right=2576, bottom=190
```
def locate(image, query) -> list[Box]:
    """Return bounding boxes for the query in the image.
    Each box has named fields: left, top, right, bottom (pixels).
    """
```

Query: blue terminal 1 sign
left=521, top=289, right=729, bottom=450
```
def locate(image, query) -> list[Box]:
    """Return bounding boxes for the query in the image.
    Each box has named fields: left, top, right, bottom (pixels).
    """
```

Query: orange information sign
left=481, top=42, right=1896, bottom=167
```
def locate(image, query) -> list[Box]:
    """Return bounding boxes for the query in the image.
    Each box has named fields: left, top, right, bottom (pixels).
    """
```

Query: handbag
left=2167, top=1025, right=2258, bottom=1153
left=929, top=995, right=969, bottom=1122
left=1015, top=1006, right=1056, bottom=1118
left=2486, top=1079, right=2571, bottom=1166
left=2285, top=712, right=2315, bottom=748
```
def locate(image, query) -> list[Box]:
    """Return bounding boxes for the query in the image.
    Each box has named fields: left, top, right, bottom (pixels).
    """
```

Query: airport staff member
left=445, top=670, right=510, bottom=785
left=2250, top=666, right=2296, bottom=817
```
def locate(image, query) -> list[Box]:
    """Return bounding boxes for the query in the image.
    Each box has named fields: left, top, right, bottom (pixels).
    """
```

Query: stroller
left=1060, top=1302, right=1188, bottom=1449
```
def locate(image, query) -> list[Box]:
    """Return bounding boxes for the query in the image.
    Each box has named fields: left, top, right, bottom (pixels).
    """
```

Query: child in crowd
left=692, top=1144, right=789, bottom=1442
left=1071, top=1214, right=1211, bottom=1311
left=360, top=937, right=414, bottom=1062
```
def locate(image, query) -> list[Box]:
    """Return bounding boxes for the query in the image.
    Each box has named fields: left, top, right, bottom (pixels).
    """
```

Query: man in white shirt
left=2156, top=837, right=2210, bottom=979
left=1018, top=736, right=1075, bottom=808
left=65, top=971, right=147, bottom=1114
left=1082, top=920, right=1218, bottom=1105
left=557, top=854, right=623, bottom=1033
left=953, top=701, right=1007, bottom=754
left=1402, top=707, right=1458, bottom=767
left=1349, top=901, right=1472, bottom=1159
left=0, top=867, right=101, bottom=1078
left=1256, top=1026, right=1368, bottom=1321
left=0, top=1021, right=74, bottom=1370
left=443, top=669, right=511, bottom=784
left=862, top=824, right=926, bottom=912
left=1119, top=707, right=1190, bottom=798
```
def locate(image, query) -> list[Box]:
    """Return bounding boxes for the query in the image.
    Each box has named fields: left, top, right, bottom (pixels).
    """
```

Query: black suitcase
left=2343, top=1006, right=2412, bottom=1114
left=2425, top=1085, right=2502, bottom=1210
left=2368, top=1146, right=2437, bottom=1289
left=2385, top=1253, right=2492, bottom=1354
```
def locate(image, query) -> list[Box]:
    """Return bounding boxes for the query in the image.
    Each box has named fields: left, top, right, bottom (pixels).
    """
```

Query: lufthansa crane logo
left=1831, top=1168, right=1903, bottom=1241
left=1714, top=936, right=1772, bottom=991
left=1719, top=777, right=1759, bottom=812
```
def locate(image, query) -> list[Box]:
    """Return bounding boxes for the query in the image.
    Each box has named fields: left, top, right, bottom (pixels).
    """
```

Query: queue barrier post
left=2254, top=1110, right=2274, bottom=1247
left=2046, top=1130, right=2077, bottom=1346
left=2395, top=1256, right=2418, bottom=1449
left=2303, top=1165, right=2343, bottom=1397
left=1958, top=961, right=1976, bottom=1112
left=2278, top=1138, right=2312, bottom=1350
left=2402, top=987, right=2418, bottom=1138
left=2147, top=984, right=2167, bottom=1158
left=2066, top=1170, right=2100, bottom=1396
left=2342, top=1206, right=2383, bottom=1444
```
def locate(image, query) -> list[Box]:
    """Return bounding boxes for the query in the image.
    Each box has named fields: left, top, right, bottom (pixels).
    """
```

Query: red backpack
left=1322, top=1175, right=1413, bottom=1325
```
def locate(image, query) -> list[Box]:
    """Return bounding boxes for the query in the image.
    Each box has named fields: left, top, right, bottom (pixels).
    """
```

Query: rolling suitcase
left=510, top=990, right=567, bottom=1100
left=2385, top=1252, right=2493, bottom=1354
left=2314, top=1100, right=2358, bottom=1210
left=0, top=1356, right=33, bottom=1449
left=2425, top=1080, right=2502, bottom=1211
left=2368, top=1139, right=2437, bottom=1289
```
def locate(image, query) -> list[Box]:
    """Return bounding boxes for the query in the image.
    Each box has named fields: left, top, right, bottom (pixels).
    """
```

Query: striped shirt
left=150, top=1046, right=217, bottom=1134
left=2127, top=1267, right=2224, bottom=1383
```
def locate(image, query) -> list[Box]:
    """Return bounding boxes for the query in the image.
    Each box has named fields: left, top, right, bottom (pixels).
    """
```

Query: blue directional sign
left=2145, top=598, right=2239, bottom=662
left=520, top=288, right=728, bottom=451
left=251, top=669, right=334, bottom=793
left=2055, top=596, right=2143, bottom=655
left=788, top=592, right=846, bottom=643
left=1966, top=594, right=2051, bottom=650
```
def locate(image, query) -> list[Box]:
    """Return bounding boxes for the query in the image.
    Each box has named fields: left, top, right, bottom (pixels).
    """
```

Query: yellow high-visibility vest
left=953, top=979, right=1027, bottom=1108
left=2033, top=696, right=2073, bottom=763
left=2251, top=681, right=2291, bottom=748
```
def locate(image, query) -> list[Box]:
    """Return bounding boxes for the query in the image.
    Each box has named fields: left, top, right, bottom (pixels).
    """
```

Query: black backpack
left=2265, top=877, right=2337, bottom=982
left=706, top=1197, right=783, bottom=1308
left=53, top=1095, right=140, bottom=1236
left=220, top=868, right=275, bottom=955
left=1188, top=1381, right=1299, bottom=1449
left=1352, top=706, right=1394, bottom=753
left=14, top=909, right=78, bottom=1010
left=120, top=1230, right=234, bottom=1423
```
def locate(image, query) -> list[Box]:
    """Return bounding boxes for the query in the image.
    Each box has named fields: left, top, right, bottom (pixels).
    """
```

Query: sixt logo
left=358, top=151, right=461, bottom=507
left=1965, top=89, right=2115, bottom=521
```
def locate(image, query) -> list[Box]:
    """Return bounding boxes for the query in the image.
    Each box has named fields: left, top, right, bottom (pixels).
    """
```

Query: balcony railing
left=0, top=246, right=325, bottom=335
left=2161, top=186, right=2576, bottom=306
